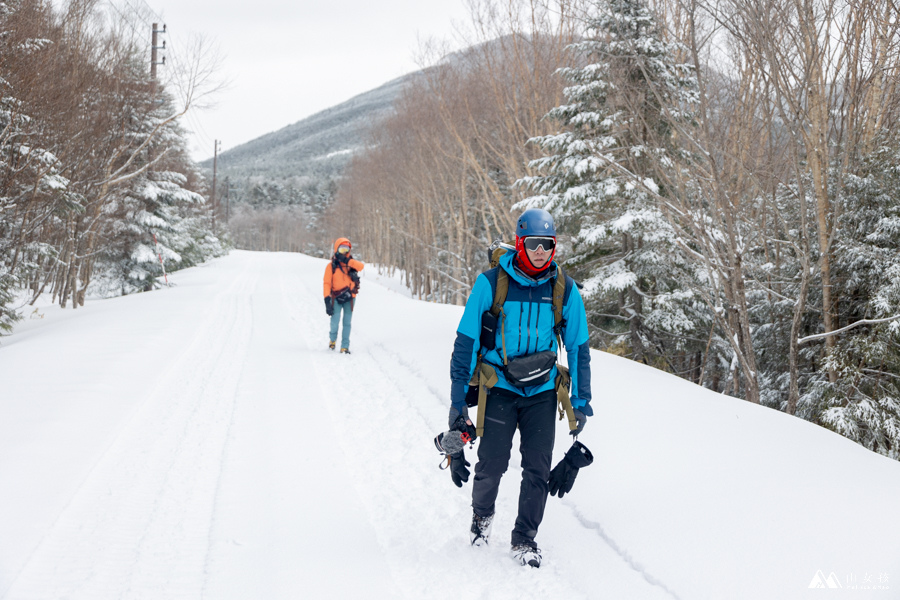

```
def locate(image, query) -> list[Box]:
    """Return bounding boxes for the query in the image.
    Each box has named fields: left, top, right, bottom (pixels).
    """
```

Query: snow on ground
left=1, top=250, right=899, bottom=600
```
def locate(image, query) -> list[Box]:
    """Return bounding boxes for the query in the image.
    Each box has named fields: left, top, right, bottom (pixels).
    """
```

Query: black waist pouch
left=503, top=350, right=557, bottom=388
left=334, top=288, right=353, bottom=304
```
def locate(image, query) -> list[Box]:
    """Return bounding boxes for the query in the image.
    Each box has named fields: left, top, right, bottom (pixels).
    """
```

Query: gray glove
left=570, top=409, right=586, bottom=437
left=448, top=405, right=470, bottom=429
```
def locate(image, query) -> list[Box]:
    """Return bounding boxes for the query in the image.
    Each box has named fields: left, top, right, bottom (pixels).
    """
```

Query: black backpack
left=331, top=259, right=360, bottom=303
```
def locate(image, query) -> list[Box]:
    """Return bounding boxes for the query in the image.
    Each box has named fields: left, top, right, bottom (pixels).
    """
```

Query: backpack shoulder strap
left=551, top=266, right=570, bottom=336
left=480, top=265, right=509, bottom=365
left=491, top=268, right=508, bottom=318
left=486, top=242, right=514, bottom=317
left=551, top=266, right=579, bottom=434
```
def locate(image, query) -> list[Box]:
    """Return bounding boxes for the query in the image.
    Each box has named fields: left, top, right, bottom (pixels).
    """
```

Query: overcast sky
left=137, top=0, right=470, bottom=161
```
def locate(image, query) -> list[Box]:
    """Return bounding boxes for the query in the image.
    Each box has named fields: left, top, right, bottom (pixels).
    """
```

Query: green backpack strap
left=490, top=268, right=508, bottom=318
left=555, top=364, right=578, bottom=432
left=491, top=269, right=509, bottom=365
left=551, top=266, right=578, bottom=433
left=551, top=266, right=567, bottom=342
left=475, top=362, right=499, bottom=437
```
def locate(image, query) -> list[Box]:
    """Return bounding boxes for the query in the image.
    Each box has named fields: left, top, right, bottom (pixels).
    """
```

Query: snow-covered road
left=2, top=251, right=899, bottom=600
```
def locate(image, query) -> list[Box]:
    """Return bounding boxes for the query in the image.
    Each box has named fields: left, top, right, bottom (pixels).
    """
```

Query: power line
left=103, top=0, right=146, bottom=45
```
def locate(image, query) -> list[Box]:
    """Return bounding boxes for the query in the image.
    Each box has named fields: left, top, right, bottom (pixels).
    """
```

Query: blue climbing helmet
left=515, top=208, right=557, bottom=275
left=516, top=208, right=556, bottom=238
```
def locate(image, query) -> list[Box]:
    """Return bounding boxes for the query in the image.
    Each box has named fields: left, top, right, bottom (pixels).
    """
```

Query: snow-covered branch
left=798, top=315, right=900, bottom=345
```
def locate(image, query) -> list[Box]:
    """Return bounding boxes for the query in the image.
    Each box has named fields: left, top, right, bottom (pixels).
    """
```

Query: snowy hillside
left=204, top=74, right=414, bottom=181
left=1, top=251, right=898, bottom=600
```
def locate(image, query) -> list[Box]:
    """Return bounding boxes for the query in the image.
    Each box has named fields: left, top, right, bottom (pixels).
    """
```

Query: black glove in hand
left=570, top=409, right=586, bottom=437
left=449, top=450, right=471, bottom=487
left=548, top=441, right=593, bottom=498
left=335, top=253, right=349, bottom=264
left=324, top=296, right=334, bottom=316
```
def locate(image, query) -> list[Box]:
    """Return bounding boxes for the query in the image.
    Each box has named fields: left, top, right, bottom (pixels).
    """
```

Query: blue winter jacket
left=450, top=252, right=593, bottom=415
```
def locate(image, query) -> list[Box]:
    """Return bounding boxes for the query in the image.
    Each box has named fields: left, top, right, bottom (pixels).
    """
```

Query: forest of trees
left=329, top=0, right=900, bottom=459
left=0, top=0, right=224, bottom=332
left=224, top=176, right=334, bottom=255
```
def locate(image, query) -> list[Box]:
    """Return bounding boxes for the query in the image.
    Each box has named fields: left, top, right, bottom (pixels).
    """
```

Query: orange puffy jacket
left=324, top=237, right=365, bottom=299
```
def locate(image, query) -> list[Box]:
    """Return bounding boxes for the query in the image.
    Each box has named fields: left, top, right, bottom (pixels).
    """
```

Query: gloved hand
left=453, top=416, right=476, bottom=441
left=548, top=440, right=593, bottom=498
left=324, top=296, right=333, bottom=316
left=570, top=409, right=586, bottom=437
left=448, top=404, right=470, bottom=427
left=335, top=252, right=349, bottom=264
left=449, top=450, right=471, bottom=487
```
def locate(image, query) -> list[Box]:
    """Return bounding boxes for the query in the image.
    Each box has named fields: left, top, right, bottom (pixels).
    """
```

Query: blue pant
left=329, top=299, right=354, bottom=349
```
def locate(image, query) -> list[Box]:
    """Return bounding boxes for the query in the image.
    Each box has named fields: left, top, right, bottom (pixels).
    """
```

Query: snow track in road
left=198, top=256, right=397, bottom=599
left=4, top=264, right=257, bottom=600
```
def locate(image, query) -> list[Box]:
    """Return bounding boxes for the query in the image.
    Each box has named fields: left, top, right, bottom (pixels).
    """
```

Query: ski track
left=284, top=263, right=670, bottom=600
left=3, top=261, right=257, bottom=600
left=565, top=503, right=683, bottom=600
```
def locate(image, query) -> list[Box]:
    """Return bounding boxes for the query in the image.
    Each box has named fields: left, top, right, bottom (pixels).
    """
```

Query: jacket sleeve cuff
left=451, top=380, right=468, bottom=410
left=570, top=397, right=593, bottom=417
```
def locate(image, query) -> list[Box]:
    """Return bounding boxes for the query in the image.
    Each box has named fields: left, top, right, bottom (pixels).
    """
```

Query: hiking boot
left=469, top=511, right=493, bottom=547
left=511, top=542, right=541, bottom=568
left=328, top=341, right=336, bottom=350
left=340, top=348, right=351, bottom=354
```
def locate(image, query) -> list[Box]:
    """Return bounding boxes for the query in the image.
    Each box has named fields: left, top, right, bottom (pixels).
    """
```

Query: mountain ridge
left=201, top=73, right=415, bottom=181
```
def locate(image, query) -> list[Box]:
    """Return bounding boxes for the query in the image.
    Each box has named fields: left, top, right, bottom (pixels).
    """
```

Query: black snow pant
left=471, top=386, right=556, bottom=546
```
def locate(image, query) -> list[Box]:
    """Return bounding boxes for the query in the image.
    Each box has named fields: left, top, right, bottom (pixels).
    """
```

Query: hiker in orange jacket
left=323, top=237, right=364, bottom=353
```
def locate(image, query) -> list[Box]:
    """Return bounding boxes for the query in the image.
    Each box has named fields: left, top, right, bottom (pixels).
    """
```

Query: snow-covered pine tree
left=0, top=0, right=65, bottom=332
left=518, top=0, right=703, bottom=367
left=0, top=91, right=29, bottom=333
left=99, top=94, right=222, bottom=294
left=798, top=143, right=900, bottom=458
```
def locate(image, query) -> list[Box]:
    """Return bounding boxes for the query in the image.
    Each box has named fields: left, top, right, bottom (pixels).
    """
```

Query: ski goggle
left=522, top=236, right=556, bottom=252
left=337, top=245, right=350, bottom=254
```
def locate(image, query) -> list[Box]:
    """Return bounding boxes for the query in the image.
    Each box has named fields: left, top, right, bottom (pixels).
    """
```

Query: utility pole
left=223, top=176, right=231, bottom=223
left=211, top=139, right=221, bottom=229
left=150, top=23, right=166, bottom=94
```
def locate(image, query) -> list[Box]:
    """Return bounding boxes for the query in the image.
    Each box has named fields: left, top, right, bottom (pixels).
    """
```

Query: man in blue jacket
left=447, top=208, right=592, bottom=568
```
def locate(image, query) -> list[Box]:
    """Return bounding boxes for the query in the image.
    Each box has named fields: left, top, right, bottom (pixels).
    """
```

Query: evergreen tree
left=518, top=0, right=703, bottom=366
left=0, top=0, right=62, bottom=331
left=800, top=143, right=900, bottom=458
left=98, top=96, right=223, bottom=294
